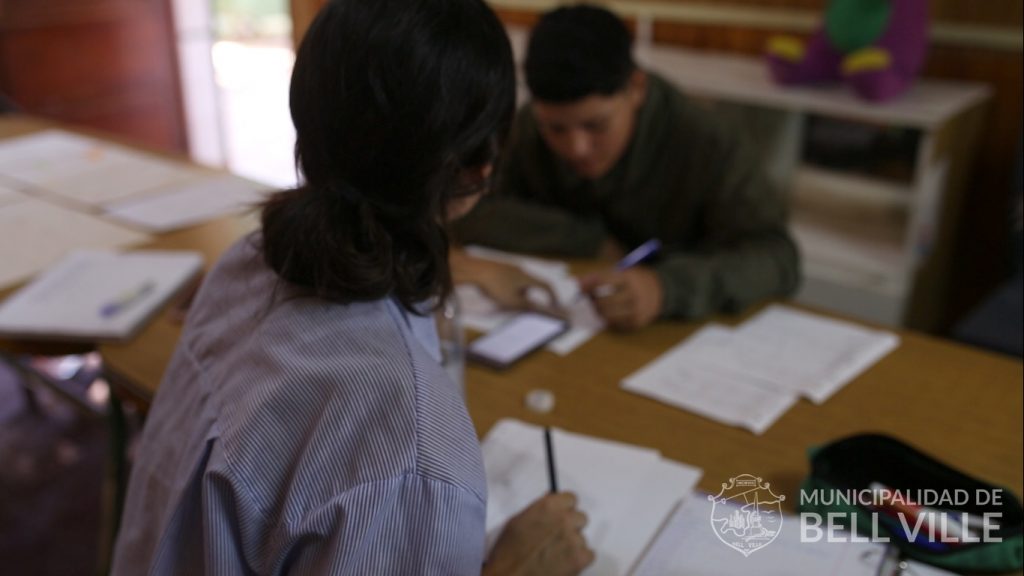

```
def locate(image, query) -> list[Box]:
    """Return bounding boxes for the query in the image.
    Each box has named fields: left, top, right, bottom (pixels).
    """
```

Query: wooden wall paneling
left=652, top=21, right=781, bottom=54
left=493, top=8, right=542, bottom=29
left=590, top=0, right=1022, bottom=28
left=906, top=103, right=989, bottom=331
left=0, top=0, right=187, bottom=152
left=924, top=45, right=1023, bottom=321
left=929, top=0, right=1023, bottom=28
left=0, top=0, right=148, bottom=27
left=290, top=0, right=326, bottom=47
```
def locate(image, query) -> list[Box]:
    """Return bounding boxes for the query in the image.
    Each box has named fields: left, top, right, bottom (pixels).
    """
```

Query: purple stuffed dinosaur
left=766, top=0, right=929, bottom=102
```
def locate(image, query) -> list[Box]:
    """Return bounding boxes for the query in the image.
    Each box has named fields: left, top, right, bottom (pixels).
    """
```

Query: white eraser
left=524, top=388, right=556, bottom=414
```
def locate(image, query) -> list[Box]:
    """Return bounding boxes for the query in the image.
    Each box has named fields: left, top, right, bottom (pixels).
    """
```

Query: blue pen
left=99, top=281, right=157, bottom=319
left=590, top=239, right=662, bottom=299
left=615, top=238, right=662, bottom=271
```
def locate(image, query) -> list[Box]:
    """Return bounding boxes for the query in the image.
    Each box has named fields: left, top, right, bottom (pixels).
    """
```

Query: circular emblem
left=708, top=474, right=786, bottom=556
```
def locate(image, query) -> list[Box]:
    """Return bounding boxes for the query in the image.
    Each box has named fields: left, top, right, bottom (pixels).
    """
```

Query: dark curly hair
left=261, top=0, right=515, bottom=311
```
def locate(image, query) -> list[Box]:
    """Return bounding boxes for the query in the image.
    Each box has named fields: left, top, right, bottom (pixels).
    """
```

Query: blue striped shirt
left=111, top=235, right=487, bottom=575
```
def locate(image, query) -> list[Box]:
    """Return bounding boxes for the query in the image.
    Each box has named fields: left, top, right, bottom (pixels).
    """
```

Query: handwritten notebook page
left=713, top=305, right=900, bottom=404
left=622, top=306, right=899, bottom=434
left=622, top=325, right=799, bottom=435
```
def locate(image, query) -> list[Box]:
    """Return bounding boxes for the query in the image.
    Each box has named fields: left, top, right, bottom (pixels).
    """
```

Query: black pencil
left=544, top=426, right=558, bottom=493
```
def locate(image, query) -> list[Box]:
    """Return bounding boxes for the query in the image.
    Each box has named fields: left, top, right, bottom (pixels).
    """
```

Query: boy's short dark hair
left=525, top=4, right=635, bottom=103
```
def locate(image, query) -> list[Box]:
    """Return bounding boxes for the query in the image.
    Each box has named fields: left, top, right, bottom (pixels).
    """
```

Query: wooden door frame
left=289, top=0, right=324, bottom=48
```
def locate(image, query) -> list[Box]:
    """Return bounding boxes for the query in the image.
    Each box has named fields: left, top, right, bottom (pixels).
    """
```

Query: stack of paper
left=105, top=173, right=274, bottom=232
left=482, top=419, right=702, bottom=575
left=0, top=249, right=203, bottom=342
left=458, top=246, right=605, bottom=355
left=622, top=305, right=899, bottom=434
left=0, top=130, right=274, bottom=234
left=724, top=306, right=901, bottom=404
left=0, top=196, right=150, bottom=290
left=633, top=495, right=956, bottom=576
left=0, top=130, right=202, bottom=207
left=622, top=325, right=800, bottom=435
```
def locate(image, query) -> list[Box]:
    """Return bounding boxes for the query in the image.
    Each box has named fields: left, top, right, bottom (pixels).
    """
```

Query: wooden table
left=97, top=218, right=1024, bottom=514
left=463, top=316, right=1023, bottom=503
left=6, top=115, right=1021, bottom=571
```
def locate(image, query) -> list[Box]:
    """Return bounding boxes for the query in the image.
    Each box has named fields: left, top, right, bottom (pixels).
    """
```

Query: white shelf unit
left=637, top=46, right=990, bottom=328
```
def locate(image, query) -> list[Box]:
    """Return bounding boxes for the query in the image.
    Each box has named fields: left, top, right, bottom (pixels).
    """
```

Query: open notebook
left=0, top=249, right=203, bottom=342
left=633, top=495, right=957, bottom=576
left=622, top=305, right=900, bottom=435
left=482, top=420, right=954, bottom=575
left=482, top=419, right=703, bottom=575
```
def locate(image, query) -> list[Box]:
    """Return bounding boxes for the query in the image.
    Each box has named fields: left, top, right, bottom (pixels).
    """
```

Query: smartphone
left=468, top=311, right=568, bottom=370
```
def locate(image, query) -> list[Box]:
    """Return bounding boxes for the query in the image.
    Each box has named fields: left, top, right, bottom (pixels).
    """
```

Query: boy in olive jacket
left=454, top=5, right=800, bottom=330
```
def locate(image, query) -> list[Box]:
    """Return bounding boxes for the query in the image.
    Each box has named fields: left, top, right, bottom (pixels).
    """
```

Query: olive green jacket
left=453, top=73, right=800, bottom=319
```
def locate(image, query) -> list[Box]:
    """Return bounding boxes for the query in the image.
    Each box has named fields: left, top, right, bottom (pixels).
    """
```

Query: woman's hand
left=483, top=493, right=595, bottom=576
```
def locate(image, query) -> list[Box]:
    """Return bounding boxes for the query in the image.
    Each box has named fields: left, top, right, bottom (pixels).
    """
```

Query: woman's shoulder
left=207, top=295, right=484, bottom=522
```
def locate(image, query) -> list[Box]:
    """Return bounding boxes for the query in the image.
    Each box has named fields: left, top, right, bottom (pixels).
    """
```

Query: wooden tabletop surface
left=4, top=116, right=1022, bottom=532
left=94, top=217, right=1024, bottom=511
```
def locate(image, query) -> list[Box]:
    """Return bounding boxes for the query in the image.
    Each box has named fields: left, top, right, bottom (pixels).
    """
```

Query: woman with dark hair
left=110, top=1, right=593, bottom=574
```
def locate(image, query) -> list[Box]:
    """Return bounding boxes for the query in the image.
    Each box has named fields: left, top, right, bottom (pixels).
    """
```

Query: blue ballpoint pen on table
left=99, top=280, right=157, bottom=319
left=590, top=238, right=662, bottom=298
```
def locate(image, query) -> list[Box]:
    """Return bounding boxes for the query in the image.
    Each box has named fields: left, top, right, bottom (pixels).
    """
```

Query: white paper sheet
left=459, top=247, right=605, bottom=355
left=105, top=173, right=274, bottom=232
left=0, top=130, right=202, bottom=206
left=633, top=496, right=957, bottom=576
left=0, top=181, right=23, bottom=206
left=0, top=197, right=150, bottom=290
left=622, top=325, right=799, bottom=435
left=464, top=245, right=571, bottom=278
left=622, top=306, right=898, bottom=434
left=0, top=249, right=203, bottom=341
left=482, top=419, right=702, bottom=576
left=716, top=305, right=900, bottom=404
